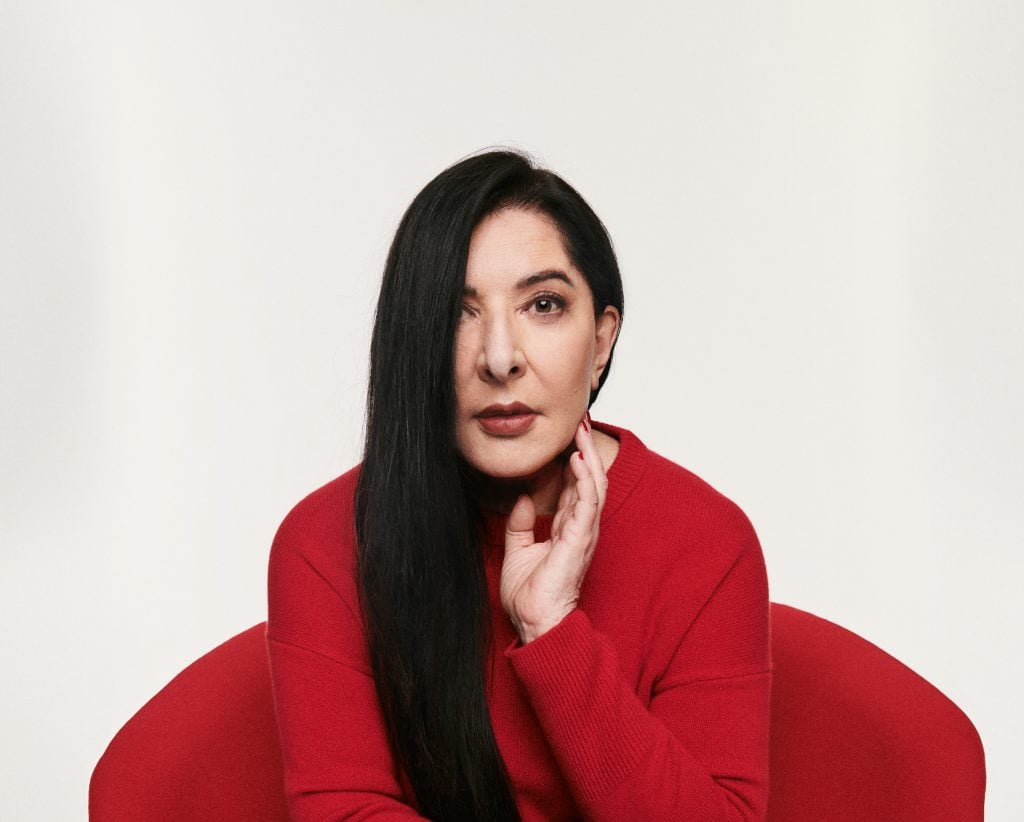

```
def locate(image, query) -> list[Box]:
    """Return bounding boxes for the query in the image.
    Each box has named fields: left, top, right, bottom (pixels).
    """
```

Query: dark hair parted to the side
left=354, top=149, right=625, bottom=820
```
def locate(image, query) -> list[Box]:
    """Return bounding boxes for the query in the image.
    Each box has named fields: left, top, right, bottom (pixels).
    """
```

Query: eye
left=529, top=293, right=566, bottom=316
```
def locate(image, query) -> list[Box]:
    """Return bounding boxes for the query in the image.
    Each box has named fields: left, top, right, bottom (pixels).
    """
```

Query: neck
left=462, top=442, right=575, bottom=516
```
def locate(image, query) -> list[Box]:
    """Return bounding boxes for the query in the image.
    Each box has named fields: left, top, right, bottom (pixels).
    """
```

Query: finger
left=547, top=453, right=599, bottom=572
left=574, top=420, right=608, bottom=509
left=571, top=425, right=602, bottom=512
left=566, top=444, right=600, bottom=532
left=551, top=461, right=575, bottom=537
left=505, top=494, right=536, bottom=551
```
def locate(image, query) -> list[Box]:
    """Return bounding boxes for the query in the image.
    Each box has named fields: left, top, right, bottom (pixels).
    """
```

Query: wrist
left=517, top=608, right=575, bottom=645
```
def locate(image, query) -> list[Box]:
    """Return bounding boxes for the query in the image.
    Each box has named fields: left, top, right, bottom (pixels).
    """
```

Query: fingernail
left=586, top=410, right=593, bottom=427
left=581, top=416, right=589, bottom=432
left=577, top=451, right=584, bottom=460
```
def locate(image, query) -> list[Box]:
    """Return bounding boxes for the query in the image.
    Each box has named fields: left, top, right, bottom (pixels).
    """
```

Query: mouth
left=476, top=402, right=538, bottom=418
left=475, top=403, right=538, bottom=436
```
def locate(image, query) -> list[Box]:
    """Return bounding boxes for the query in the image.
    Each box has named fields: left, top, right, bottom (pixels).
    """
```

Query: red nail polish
left=577, top=451, right=584, bottom=460
left=581, top=416, right=589, bottom=432
left=586, top=410, right=593, bottom=427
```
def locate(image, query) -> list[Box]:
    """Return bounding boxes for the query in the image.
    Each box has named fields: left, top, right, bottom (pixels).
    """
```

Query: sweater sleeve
left=266, top=501, right=427, bottom=821
left=503, top=522, right=771, bottom=821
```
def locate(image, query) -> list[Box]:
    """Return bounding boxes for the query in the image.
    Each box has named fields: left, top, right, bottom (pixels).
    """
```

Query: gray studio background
left=2, top=2, right=1021, bottom=819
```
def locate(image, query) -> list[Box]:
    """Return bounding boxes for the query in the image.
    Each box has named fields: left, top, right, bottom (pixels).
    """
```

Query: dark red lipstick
left=475, top=402, right=538, bottom=436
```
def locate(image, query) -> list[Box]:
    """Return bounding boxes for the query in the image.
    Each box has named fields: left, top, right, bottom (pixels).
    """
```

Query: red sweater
left=267, top=420, right=771, bottom=820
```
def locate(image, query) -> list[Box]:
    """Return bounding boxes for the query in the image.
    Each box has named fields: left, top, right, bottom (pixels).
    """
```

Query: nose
left=477, top=313, right=524, bottom=383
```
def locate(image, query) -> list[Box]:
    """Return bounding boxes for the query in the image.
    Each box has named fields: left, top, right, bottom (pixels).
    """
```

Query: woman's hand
left=499, top=418, right=608, bottom=644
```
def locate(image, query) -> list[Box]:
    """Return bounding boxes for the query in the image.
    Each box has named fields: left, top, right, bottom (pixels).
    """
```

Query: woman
left=267, top=150, right=771, bottom=821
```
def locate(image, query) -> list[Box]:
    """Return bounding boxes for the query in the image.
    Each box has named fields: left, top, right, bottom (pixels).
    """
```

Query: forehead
left=464, top=209, right=578, bottom=289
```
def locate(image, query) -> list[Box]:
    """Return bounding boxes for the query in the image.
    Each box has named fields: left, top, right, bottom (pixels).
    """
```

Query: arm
left=266, top=500, right=427, bottom=821
left=504, top=526, right=771, bottom=821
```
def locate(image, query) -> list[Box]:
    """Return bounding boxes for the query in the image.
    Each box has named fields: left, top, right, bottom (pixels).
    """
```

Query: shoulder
left=601, top=422, right=763, bottom=582
left=648, top=451, right=760, bottom=580
left=604, top=422, right=757, bottom=545
left=266, top=465, right=371, bottom=666
left=269, top=464, right=363, bottom=574
left=645, top=447, right=757, bottom=546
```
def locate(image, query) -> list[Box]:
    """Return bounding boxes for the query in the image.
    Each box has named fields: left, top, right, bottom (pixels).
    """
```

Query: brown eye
left=531, top=294, right=565, bottom=315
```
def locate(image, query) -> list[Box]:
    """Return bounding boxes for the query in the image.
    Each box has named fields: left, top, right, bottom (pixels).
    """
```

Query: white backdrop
left=2, top=2, right=1021, bottom=819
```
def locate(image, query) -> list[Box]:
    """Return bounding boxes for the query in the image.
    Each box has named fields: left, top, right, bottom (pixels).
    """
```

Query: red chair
left=90, top=605, right=986, bottom=821
left=89, top=623, right=288, bottom=822
left=766, top=604, right=985, bottom=820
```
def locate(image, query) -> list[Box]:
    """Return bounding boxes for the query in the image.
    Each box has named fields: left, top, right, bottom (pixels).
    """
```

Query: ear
left=591, top=306, right=621, bottom=390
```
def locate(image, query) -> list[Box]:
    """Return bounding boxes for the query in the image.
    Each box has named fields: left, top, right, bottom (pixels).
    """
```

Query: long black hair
left=354, top=149, right=624, bottom=820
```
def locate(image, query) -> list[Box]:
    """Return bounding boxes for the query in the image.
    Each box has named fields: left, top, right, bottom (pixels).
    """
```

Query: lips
left=475, top=403, right=538, bottom=436
left=476, top=402, right=537, bottom=418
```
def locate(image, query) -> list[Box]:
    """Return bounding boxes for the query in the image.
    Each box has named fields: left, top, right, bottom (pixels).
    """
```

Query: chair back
left=766, top=603, right=986, bottom=821
left=89, top=623, right=289, bottom=822
left=91, top=606, right=986, bottom=820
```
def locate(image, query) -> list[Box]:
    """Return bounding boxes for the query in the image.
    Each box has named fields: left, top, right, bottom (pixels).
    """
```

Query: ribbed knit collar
left=479, top=419, right=650, bottom=550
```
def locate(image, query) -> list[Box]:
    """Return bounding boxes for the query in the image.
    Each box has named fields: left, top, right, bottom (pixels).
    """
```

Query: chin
left=462, top=439, right=561, bottom=481
left=471, top=453, right=548, bottom=480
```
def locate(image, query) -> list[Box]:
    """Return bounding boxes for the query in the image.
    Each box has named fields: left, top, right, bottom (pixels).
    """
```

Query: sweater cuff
left=502, top=608, right=654, bottom=809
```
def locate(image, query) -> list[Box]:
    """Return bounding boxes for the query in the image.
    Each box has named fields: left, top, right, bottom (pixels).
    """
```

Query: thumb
left=505, top=494, right=536, bottom=550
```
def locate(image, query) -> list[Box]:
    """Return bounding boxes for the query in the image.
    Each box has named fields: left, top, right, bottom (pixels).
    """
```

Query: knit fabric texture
left=266, top=420, right=771, bottom=820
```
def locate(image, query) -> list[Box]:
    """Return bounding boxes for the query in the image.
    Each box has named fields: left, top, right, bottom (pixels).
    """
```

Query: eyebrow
left=462, top=269, right=575, bottom=297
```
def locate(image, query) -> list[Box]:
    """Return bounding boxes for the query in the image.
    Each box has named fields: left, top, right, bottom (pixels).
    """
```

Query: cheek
left=532, top=332, right=594, bottom=398
left=453, top=334, right=476, bottom=394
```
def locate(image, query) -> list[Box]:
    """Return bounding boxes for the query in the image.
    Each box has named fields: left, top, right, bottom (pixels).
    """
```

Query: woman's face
left=454, top=208, right=620, bottom=480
